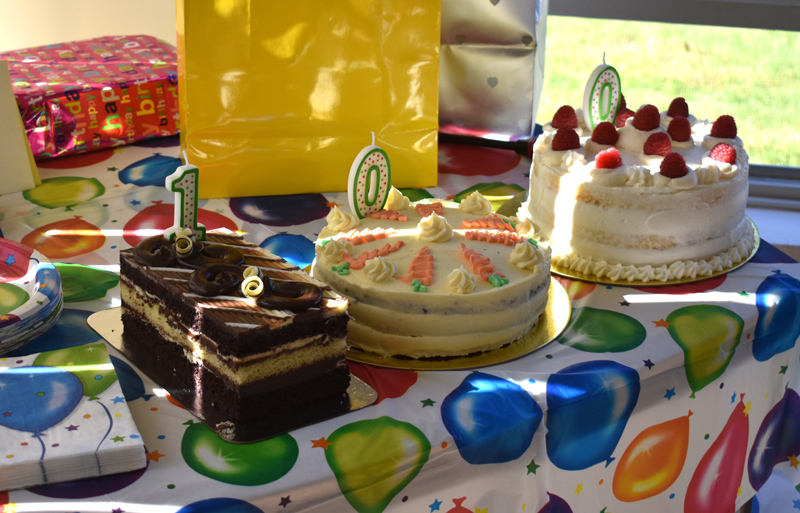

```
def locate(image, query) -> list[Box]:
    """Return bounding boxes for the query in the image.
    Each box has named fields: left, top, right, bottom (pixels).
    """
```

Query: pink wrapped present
left=1, top=35, right=179, bottom=160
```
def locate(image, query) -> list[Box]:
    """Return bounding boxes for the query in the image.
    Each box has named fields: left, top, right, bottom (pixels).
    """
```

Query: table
left=1, top=136, right=799, bottom=513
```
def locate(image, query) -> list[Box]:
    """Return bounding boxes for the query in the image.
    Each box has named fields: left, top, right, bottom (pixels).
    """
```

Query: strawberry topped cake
left=520, top=97, right=754, bottom=283
left=313, top=190, right=551, bottom=358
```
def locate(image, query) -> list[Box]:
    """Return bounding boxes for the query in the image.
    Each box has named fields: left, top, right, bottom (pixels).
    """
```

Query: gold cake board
left=346, top=277, right=571, bottom=370
left=88, top=308, right=377, bottom=441
left=498, top=192, right=760, bottom=287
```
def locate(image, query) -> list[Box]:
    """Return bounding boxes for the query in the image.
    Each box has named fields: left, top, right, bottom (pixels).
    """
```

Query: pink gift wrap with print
left=1, top=35, right=179, bottom=160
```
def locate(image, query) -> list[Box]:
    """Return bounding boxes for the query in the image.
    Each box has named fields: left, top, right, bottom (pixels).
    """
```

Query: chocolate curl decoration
left=257, top=282, right=323, bottom=312
left=189, top=264, right=244, bottom=296
left=177, top=241, right=245, bottom=269
left=134, top=235, right=177, bottom=267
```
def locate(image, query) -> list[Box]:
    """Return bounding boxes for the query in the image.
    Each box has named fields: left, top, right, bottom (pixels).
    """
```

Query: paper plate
left=0, top=239, right=63, bottom=355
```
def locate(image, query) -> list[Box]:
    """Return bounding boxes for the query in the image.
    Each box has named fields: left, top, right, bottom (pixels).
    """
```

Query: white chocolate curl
left=418, top=212, right=453, bottom=242
left=242, top=275, right=265, bottom=298
left=363, top=256, right=396, bottom=283
left=322, top=238, right=355, bottom=263
left=385, top=186, right=410, bottom=211
left=174, top=235, right=193, bottom=255
left=447, top=266, right=477, bottom=294
left=326, top=205, right=359, bottom=233
left=458, top=191, right=493, bottom=216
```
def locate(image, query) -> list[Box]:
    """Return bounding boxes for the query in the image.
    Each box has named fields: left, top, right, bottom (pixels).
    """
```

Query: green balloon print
left=56, top=263, right=120, bottom=303
left=666, top=305, right=743, bottom=396
left=23, top=176, right=105, bottom=210
left=0, top=283, right=30, bottom=315
left=33, top=342, right=117, bottom=400
left=325, top=416, right=430, bottom=513
left=181, top=421, right=298, bottom=486
left=557, top=307, right=646, bottom=352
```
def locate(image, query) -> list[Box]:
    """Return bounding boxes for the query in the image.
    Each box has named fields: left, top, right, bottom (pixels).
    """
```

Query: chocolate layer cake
left=120, top=230, right=351, bottom=442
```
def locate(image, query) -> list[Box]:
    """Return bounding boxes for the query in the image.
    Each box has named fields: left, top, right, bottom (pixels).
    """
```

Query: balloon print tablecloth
left=1, top=136, right=799, bottom=513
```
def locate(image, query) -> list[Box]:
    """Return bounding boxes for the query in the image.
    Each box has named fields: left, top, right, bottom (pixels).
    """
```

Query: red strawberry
left=667, top=97, right=689, bottom=118
left=591, top=121, right=619, bottom=145
left=643, top=132, right=672, bottom=156
left=632, top=104, right=660, bottom=131
left=667, top=116, right=692, bottom=142
left=595, top=147, right=623, bottom=169
left=615, top=108, right=634, bottom=128
left=709, top=142, right=737, bottom=164
left=551, top=105, right=578, bottom=129
left=551, top=128, right=581, bottom=151
left=660, top=152, right=688, bottom=178
left=710, top=115, right=737, bottom=138
left=619, top=94, right=627, bottom=112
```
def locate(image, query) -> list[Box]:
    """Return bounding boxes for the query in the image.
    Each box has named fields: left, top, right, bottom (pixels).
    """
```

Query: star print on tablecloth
left=4, top=254, right=15, bottom=266
left=664, top=388, right=676, bottom=400
left=429, top=498, right=442, bottom=512
left=65, top=424, right=78, bottom=431
left=3, top=503, right=17, bottom=513
left=421, top=398, right=436, bottom=407
left=575, top=483, right=583, bottom=495
left=731, top=392, right=738, bottom=403
left=279, top=496, right=291, bottom=508
left=112, top=508, right=123, bottom=513
left=311, top=437, right=332, bottom=449
left=643, top=359, right=654, bottom=369
left=107, top=167, right=118, bottom=172
left=793, top=498, right=800, bottom=510
left=744, top=401, right=752, bottom=416
left=2, top=411, right=11, bottom=417
left=780, top=365, right=788, bottom=374
left=738, top=291, right=750, bottom=297
left=619, top=299, right=630, bottom=306
left=789, top=455, right=800, bottom=469
left=526, top=459, right=540, bottom=474
left=653, top=319, right=671, bottom=328
left=146, top=450, right=165, bottom=462
left=326, top=201, right=342, bottom=208
left=112, top=436, right=125, bottom=442
left=112, top=396, right=126, bottom=404
left=475, top=508, right=488, bottom=513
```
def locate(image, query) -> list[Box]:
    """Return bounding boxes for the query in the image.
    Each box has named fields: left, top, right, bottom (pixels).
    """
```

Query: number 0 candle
left=582, top=57, right=622, bottom=130
left=164, top=156, right=206, bottom=242
left=348, top=132, right=392, bottom=219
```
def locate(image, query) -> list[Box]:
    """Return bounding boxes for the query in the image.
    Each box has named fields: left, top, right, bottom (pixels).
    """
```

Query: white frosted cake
left=519, top=99, right=755, bottom=282
left=313, top=190, right=551, bottom=358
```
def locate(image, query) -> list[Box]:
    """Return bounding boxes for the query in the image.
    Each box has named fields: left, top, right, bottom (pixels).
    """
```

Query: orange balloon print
left=22, top=217, right=105, bottom=259
left=613, top=412, right=692, bottom=502
left=554, top=275, right=596, bottom=301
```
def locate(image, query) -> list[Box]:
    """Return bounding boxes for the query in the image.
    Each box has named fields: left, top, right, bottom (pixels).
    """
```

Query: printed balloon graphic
left=748, top=387, right=800, bottom=490
left=0, top=239, right=33, bottom=282
left=181, top=421, right=298, bottom=486
left=325, top=416, right=430, bottom=513
left=124, top=185, right=176, bottom=212
left=0, top=366, right=82, bottom=435
left=23, top=176, right=105, bottom=210
left=0, top=283, right=29, bottom=315
left=28, top=463, right=148, bottom=498
left=546, top=360, right=640, bottom=470
left=122, top=202, right=238, bottom=247
left=557, top=307, right=646, bottom=353
left=751, top=241, right=796, bottom=264
left=118, top=153, right=183, bottom=187
left=230, top=194, right=329, bottom=226
left=438, top=143, right=522, bottom=177
left=554, top=276, right=595, bottom=301
left=176, top=498, right=264, bottom=513
left=4, top=308, right=101, bottom=356
left=109, top=355, right=148, bottom=402
left=34, top=263, right=62, bottom=303
left=55, top=263, right=120, bottom=302
left=666, top=305, right=743, bottom=396
left=442, top=371, right=542, bottom=464
left=34, top=342, right=117, bottom=400
left=22, top=217, right=105, bottom=259
left=260, top=233, right=315, bottom=269
left=633, top=274, right=726, bottom=295
left=444, top=497, right=472, bottom=513
left=537, top=493, right=574, bottom=513
left=453, top=182, right=525, bottom=211
left=753, top=271, right=800, bottom=361
left=347, top=362, right=417, bottom=404
left=613, top=412, right=692, bottom=501
left=685, top=400, right=749, bottom=513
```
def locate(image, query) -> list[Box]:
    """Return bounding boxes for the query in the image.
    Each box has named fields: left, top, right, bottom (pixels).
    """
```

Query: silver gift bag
left=440, top=0, right=548, bottom=140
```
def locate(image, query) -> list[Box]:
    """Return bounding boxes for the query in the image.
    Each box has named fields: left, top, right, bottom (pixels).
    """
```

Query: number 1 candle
left=582, top=56, right=622, bottom=130
left=348, top=132, right=392, bottom=219
left=164, top=154, right=206, bottom=242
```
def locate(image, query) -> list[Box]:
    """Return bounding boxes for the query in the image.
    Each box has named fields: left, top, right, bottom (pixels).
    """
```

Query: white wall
left=0, top=0, right=177, bottom=53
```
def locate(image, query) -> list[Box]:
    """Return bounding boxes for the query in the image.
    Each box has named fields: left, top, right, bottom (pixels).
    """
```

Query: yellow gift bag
left=177, top=0, right=440, bottom=199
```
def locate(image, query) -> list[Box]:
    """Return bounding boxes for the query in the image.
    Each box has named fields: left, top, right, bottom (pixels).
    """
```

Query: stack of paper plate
left=0, top=239, right=63, bottom=355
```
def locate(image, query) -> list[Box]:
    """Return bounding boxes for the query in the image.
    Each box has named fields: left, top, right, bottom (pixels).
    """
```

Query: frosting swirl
left=385, top=186, right=411, bottom=211
left=418, top=212, right=453, bottom=242
left=515, top=218, right=541, bottom=239
left=326, top=205, right=359, bottom=233
left=322, top=238, right=355, bottom=263
left=458, top=191, right=493, bottom=216
left=363, top=256, right=397, bottom=283
left=447, top=266, right=477, bottom=294
left=509, top=240, right=547, bottom=271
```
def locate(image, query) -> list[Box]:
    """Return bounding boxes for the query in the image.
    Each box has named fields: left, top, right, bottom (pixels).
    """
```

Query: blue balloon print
left=260, top=233, right=316, bottom=269
left=747, top=387, right=800, bottom=490
left=538, top=492, right=574, bottom=513
left=753, top=271, right=800, bottom=361
left=0, top=366, right=82, bottom=435
left=5, top=309, right=101, bottom=356
left=110, top=355, right=148, bottom=402
left=230, top=194, right=329, bottom=226
left=34, top=263, right=61, bottom=302
left=118, top=154, right=183, bottom=187
left=751, top=241, right=796, bottom=264
left=176, top=498, right=264, bottom=513
left=546, top=360, right=640, bottom=471
left=441, top=371, right=542, bottom=465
